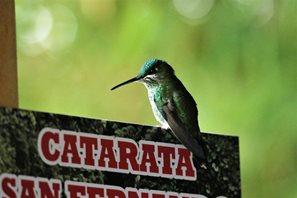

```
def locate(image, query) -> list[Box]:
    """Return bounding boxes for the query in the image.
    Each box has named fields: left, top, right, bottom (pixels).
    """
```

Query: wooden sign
left=0, top=107, right=241, bottom=197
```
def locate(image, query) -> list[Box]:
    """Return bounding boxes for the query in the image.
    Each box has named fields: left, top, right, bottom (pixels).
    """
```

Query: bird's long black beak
left=111, top=76, right=140, bottom=91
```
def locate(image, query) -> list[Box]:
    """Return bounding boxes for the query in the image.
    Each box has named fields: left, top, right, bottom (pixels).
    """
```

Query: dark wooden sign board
left=0, top=107, right=241, bottom=197
left=0, top=108, right=241, bottom=198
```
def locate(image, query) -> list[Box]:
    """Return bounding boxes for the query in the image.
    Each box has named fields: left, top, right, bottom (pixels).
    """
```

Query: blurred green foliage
left=15, top=0, right=296, bottom=197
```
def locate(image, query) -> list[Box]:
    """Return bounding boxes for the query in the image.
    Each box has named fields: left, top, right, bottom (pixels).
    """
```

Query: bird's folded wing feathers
left=163, top=103, right=205, bottom=160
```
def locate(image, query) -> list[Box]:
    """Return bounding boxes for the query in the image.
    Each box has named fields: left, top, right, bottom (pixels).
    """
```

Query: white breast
left=146, top=87, right=170, bottom=129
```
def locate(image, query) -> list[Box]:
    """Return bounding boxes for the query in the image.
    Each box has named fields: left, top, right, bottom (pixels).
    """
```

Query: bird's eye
left=149, top=67, right=156, bottom=75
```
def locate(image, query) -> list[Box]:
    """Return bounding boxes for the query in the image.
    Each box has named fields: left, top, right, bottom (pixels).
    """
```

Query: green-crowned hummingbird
left=111, top=59, right=206, bottom=166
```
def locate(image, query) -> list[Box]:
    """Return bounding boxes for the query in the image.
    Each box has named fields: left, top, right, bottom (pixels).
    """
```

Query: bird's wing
left=162, top=99, right=205, bottom=160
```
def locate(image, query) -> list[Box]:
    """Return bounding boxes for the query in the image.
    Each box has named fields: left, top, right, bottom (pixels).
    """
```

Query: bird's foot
left=200, top=163, right=207, bottom=170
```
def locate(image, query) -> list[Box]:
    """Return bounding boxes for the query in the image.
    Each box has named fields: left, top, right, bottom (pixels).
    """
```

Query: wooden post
left=0, top=0, right=18, bottom=107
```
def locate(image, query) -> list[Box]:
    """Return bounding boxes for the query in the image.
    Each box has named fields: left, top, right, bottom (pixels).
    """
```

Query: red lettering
left=80, top=136, right=98, bottom=166
left=158, top=145, right=175, bottom=175
left=20, top=177, right=35, bottom=198
left=168, top=194, right=178, bottom=198
left=128, top=191, right=140, bottom=198
left=39, top=180, right=60, bottom=198
left=152, top=192, right=166, bottom=198
left=66, top=184, right=86, bottom=198
left=141, top=192, right=149, bottom=198
left=98, top=139, right=117, bottom=168
left=87, top=186, right=105, bottom=198
left=37, top=128, right=198, bottom=181
left=106, top=188, right=125, bottom=198
left=61, top=133, right=81, bottom=165
left=1, top=175, right=17, bottom=198
left=140, top=144, right=158, bottom=173
left=118, top=140, right=139, bottom=171
left=40, top=130, right=60, bottom=163
left=176, top=148, right=195, bottom=177
left=127, top=189, right=149, bottom=198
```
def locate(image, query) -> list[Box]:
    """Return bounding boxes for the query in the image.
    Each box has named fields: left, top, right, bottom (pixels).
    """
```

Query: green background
left=15, top=0, right=296, bottom=197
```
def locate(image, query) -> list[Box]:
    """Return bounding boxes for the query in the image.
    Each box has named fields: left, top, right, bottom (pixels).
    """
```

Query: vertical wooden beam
left=0, top=0, right=18, bottom=107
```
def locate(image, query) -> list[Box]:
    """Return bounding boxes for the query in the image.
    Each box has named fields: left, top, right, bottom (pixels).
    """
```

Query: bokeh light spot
left=42, top=4, right=78, bottom=51
left=173, top=0, right=214, bottom=22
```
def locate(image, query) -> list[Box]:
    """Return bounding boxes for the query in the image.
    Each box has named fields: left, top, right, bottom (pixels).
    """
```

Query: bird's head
left=111, top=59, right=175, bottom=90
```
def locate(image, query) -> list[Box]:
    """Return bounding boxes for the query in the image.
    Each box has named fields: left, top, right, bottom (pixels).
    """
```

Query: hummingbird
left=111, top=59, right=206, bottom=165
